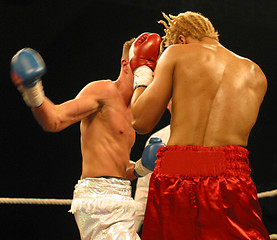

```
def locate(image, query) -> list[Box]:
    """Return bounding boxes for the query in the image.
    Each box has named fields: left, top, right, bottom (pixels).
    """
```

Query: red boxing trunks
left=141, top=145, right=270, bottom=240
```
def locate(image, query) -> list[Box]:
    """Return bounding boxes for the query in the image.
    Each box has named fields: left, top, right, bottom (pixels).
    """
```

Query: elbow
left=41, top=125, right=56, bottom=133
left=132, top=119, right=153, bottom=135
left=32, top=104, right=63, bottom=133
left=131, top=103, right=155, bottom=134
left=40, top=121, right=62, bottom=133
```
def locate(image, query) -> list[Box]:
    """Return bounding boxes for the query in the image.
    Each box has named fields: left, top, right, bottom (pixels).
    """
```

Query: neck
left=186, top=36, right=220, bottom=46
left=200, top=37, right=220, bottom=45
left=115, top=77, right=133, bottom=106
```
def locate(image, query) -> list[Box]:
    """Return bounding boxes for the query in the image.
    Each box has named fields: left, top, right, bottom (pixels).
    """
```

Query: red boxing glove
left=129, top=32, right=161, bottom=71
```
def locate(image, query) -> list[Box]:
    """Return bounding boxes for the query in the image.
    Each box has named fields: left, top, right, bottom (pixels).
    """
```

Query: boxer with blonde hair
left=130, top=11, right=270, bottom=240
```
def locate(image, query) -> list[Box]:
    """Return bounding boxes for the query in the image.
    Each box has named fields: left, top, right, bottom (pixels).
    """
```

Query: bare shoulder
left=162, top=44, right=190, bottom=57
left=76, top=80, right=117, bottom=98
left=161, top=44, right=205, bottom=62
left=245, top=58, right=266, bottom=79
left=159, top=44, right=191, bottom=66
left=244, top=58, right=267, bottom=82
left=237, top=56, right=267, bottom=94
left=251, top=61, right=267, bottom=93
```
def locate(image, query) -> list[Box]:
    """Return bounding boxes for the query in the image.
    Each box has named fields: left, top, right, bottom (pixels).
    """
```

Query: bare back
left=131, top=38, right=267, bottom=147
left=168, top=40, right=267, bottom=146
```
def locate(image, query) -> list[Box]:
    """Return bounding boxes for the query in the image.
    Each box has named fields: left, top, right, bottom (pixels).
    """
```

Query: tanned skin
left=131, top=36, right=267, bottom=147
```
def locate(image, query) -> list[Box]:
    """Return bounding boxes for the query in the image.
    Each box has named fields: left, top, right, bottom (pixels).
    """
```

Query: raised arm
left=31, top=86, right=101, bottom=132
left=131, top=46, right=175, bottom=134
left=11, top=47, right=107, bottom=132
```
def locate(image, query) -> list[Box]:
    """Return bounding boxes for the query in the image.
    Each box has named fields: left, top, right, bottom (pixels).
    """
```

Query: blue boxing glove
left=11, top=48, right=46, bottom=107
left=134, top=137, right=166, bottom=177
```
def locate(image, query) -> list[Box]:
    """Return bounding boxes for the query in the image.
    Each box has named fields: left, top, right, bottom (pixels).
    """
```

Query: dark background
left=1, top=0, right=276, bottom=239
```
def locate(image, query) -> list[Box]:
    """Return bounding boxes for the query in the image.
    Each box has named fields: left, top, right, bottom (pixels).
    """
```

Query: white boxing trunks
left=70, top=177, right=140, bottom=240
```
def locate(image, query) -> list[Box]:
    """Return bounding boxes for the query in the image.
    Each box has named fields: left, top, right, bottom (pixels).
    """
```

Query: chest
left=113, top=107, right=136, bottom=147
left=93, top=103, right=136, bottom=147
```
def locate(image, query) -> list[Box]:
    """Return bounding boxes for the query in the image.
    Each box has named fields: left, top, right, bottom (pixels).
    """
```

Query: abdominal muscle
left=79, top=108, right=135, bottom=179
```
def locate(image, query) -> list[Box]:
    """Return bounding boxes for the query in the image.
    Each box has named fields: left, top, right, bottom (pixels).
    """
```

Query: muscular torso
left=166, top=39, right=267, bottom=147
left=32, top=79, right=135, bottom=179
left=79, top=81, right=135, bottom=179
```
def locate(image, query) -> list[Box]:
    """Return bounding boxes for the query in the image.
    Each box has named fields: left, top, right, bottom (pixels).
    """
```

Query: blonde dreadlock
left=159, top=11, right=219, bottom=50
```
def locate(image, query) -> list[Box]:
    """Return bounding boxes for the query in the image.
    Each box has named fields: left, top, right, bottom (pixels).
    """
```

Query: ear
left=121, top=59, right=131, bottom=73
left=178, top=35, right=186, bottom=44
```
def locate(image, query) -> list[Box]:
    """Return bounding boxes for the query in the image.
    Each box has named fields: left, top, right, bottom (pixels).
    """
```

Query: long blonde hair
left=159, top=11, right=219, bottom=49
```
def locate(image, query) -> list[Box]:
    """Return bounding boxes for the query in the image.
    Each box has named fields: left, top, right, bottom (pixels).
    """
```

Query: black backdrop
left=1, top=0, right=276, bottom=239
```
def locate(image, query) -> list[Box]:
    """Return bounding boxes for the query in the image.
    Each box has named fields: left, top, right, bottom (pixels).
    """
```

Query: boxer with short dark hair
left=10, top=36, right=160, bottom=240
left=130, top=11, right=270, bottom=240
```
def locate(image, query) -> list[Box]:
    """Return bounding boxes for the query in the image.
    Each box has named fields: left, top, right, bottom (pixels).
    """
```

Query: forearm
left=31, top=97, right=62, bottom=132
left=132, top=86, right=166, bottom=134
left=131, top=87, right=153, bottom=134
left=32, top=97, right=77, bottom=133
left=130, top=32, right=162, bottom=134
left=125, top=160, right=137, bottom=181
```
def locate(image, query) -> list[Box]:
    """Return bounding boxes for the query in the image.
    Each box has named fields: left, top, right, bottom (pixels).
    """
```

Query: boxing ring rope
left=1, top=189, right=276, bottom=239
left=257, top=189, right=277, bottom=198
left=1, top=188, right=276, bottom=205
left=0, top=197, right=72, bottom=205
